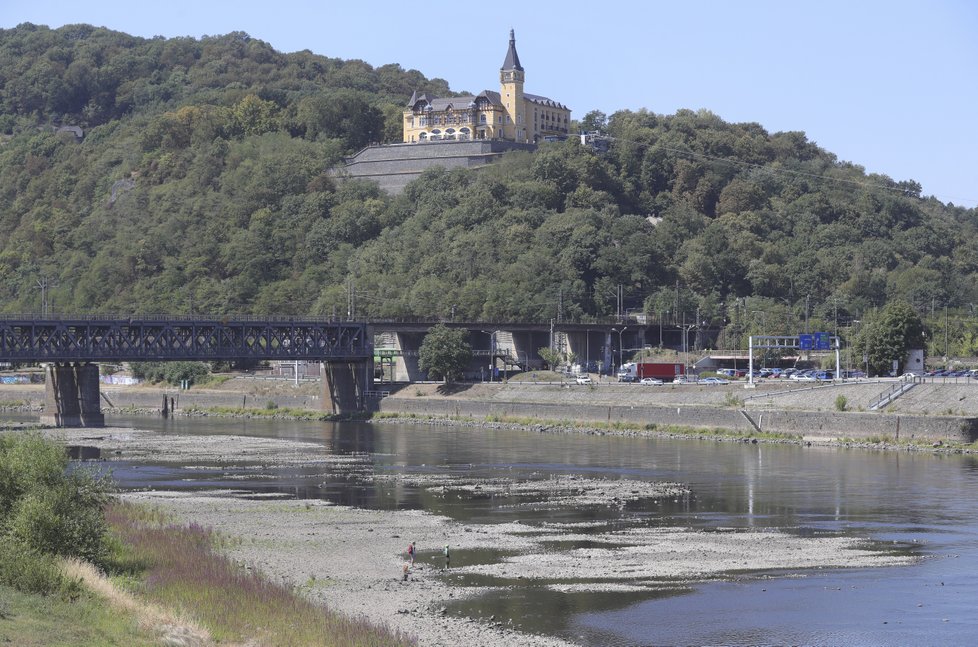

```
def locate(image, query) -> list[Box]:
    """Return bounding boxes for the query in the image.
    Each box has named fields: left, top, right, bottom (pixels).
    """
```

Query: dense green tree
left=857, top=301, right=926, bottom=376
left=418, top=324, right=472, bottom=382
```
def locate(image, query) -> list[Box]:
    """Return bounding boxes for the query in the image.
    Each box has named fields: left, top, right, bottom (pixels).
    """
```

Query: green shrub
left=7, top=474, right=110, bottom=565
left=264, top=400, right=279, bottom=410
left=835, top=395, right=848, bottom=411
left=130, top=361, right=210, bottom=386
left=0, top=432, right=66, bottom=518
left=724, top=392, right=744, bottom=407
left=0, top=432, right=112, bottom=593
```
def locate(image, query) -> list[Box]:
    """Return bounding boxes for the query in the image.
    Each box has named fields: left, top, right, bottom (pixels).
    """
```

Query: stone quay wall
left=5, top=382, right=977, bottom=444
left=374, top=397, right=978, bottom=444
left=0, top=385, right=321, bottom=413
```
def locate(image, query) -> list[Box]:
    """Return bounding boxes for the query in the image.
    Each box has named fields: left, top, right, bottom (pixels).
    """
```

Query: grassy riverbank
left=104, top=502, right=415, bottom=647
left=0, top=582, right=159, bottom=646
left=1, top=500, right=415, bottom=647
left=0, top=431, right=414, bottom=647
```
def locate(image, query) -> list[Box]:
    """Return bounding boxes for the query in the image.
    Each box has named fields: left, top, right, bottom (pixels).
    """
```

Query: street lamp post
left=480, top=330, right=495, bottom=382
left=610, top=326, right=627, bottom=379
left=680, top=313, right=696, bottom=378
left=586, top=330, right=590, bottom=375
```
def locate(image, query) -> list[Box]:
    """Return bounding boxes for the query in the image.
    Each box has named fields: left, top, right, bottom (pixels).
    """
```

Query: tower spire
left=501, top=28, right=523, bottom=71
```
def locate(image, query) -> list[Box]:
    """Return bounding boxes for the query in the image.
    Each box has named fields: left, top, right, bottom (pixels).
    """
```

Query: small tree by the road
left=538, top=347, right=562, bottom=371
left=418, top=325, right=472, bottom=383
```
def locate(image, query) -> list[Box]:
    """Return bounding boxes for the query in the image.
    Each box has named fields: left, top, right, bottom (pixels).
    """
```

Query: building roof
left=501, top=29, right=523, bottom=71
left=406, top=89, right=567, bottom=113
left=407, top=90, right=505, bottom=112
left=524, top=93, right=569, bottom=111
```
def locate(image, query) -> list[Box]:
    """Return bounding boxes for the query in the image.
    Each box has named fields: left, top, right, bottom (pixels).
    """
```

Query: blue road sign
left=815, top=332, right=831, bottom=350
left=799, top=334, right=814, bottom=350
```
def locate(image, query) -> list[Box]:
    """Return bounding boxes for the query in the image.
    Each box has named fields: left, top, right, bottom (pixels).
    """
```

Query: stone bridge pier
left=41, top=362, right=104, bottom=427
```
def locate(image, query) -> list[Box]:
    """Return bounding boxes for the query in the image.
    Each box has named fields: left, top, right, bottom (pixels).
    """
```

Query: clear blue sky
left=4, top=0, right=976, bottom=208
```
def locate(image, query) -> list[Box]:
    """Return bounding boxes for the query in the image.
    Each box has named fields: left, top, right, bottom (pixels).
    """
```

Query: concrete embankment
left=4, top=378, right=978, bottom=444
left=373, top=394, right=978, bottom=444
left=0, top=383, right=322, bottom=413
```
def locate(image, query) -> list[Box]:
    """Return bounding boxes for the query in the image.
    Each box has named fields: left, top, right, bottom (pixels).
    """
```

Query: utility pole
left=35, top=276, right=57, bottom=316
left=346, top=280, right=355, bottom=320
left=945, top=305, right=949, bottom=361
left=805, top=294, right=810, bottom=334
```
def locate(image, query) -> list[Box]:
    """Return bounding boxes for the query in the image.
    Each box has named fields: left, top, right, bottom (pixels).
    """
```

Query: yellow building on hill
left=402, top=30, right=571, bottom=144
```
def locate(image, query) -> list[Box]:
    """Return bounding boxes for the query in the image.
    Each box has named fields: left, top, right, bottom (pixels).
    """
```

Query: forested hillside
left=2, top=23, right=977, bottom=357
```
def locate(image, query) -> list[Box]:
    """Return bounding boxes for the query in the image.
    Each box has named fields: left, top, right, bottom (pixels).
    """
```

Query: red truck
left=617, top=362, right=685, bottom=382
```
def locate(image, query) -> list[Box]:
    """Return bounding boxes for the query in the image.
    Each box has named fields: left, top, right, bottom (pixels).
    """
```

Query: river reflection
left=65, top=414, right=978, bottom=645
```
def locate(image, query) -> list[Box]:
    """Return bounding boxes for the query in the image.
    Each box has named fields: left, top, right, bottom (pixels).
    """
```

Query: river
left=71, top=414, right=978, bottom=645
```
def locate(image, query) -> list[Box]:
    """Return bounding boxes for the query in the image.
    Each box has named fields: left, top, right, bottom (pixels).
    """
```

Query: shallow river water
left=75, top=415, right=978, bottom=645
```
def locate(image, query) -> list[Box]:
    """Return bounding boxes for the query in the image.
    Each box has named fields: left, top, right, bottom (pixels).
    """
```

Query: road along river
left=31, top=413, right=978, bottom=646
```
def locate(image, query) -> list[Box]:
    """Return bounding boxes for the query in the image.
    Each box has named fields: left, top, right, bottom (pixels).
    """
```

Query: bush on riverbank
left=184, top=404, right=331, bottom=420
left=105, top=501, right=415, bottom=646
left=0, top=432, right=111, bottom=595
left=130, top=361, right=210, bottom=386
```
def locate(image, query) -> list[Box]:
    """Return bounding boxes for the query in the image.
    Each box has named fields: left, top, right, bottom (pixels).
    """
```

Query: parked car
left=790, top=371, right=816, bottom=382
left=575, top=375, right=593, bottom=385
left=639, top=377, right=663, bottom=385
left=700, top=377, right=730, bottom=385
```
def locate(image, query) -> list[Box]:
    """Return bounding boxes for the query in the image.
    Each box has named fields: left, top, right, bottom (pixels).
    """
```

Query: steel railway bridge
left=0, top=316, right=372, bottom=427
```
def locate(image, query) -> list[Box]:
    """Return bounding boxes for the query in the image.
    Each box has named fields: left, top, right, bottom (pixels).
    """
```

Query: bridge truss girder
left=0, top=318, right=371, bottom=363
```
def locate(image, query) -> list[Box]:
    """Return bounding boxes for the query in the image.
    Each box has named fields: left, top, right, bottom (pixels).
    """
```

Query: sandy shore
left=46, top=426, right=915, bottom=647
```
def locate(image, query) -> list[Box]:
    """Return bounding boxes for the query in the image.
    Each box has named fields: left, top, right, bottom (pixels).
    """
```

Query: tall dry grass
left=105, top=502, right=415, bottom=647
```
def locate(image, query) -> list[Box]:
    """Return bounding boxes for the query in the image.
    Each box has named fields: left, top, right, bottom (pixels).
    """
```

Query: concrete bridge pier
left=564, top=330, right=604, bottom=369
left=322, top=359, right=372, bottom=414
left=392, top=332, right=425, bottom=382
left=509, top=331, right=547, bottom=371
left=41, top=362, right=104, bottom=427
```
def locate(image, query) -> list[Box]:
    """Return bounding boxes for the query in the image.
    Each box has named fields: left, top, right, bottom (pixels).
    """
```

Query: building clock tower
left=500, top=29, right=526, bottom=142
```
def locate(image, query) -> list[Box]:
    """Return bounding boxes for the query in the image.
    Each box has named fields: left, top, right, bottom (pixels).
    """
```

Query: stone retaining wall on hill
left=338, top=141, right=537, bottom=193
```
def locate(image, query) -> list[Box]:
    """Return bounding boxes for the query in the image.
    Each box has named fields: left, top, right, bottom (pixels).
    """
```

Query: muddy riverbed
left=41, top=424, right=919, bottom=647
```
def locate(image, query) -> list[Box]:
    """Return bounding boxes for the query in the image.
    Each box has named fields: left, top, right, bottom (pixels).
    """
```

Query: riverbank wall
left=3, top=382, right=977, bottom=444
left=372, top=397, right=978, bottom=444
left=0, top=384, right=321, bottom=413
